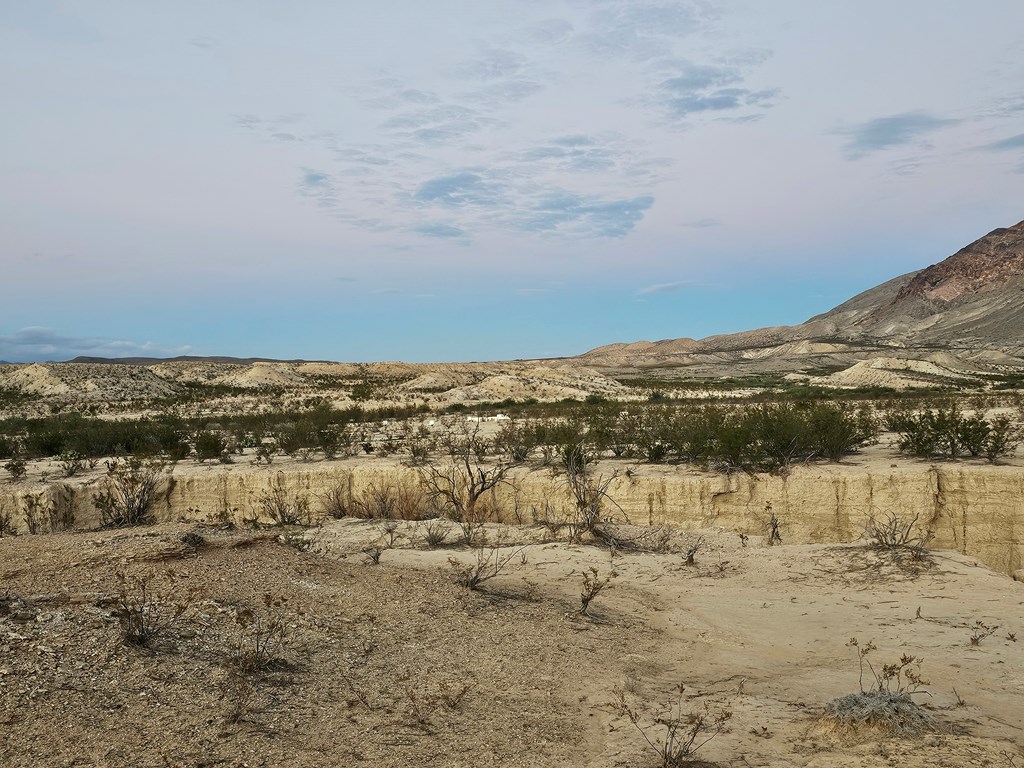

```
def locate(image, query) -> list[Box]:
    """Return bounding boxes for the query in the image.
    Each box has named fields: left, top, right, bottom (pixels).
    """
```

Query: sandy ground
left=1, top=520, right=1022, bottom=768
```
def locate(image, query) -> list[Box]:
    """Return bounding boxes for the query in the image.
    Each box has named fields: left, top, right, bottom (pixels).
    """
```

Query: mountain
left=578, top=219, right=1024, bottom=385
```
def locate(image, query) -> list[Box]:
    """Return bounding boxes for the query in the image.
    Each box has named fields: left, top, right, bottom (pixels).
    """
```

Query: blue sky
left=2, top=0, right=1023, bottom=362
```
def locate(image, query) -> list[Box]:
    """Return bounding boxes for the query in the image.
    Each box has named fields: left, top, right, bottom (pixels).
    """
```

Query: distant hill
left=67, top=355, right=326, bottom=365
left=578, top=219, right=1024, bottom=384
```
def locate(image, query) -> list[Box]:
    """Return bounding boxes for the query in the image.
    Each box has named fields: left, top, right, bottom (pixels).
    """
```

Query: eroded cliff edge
left=2, top=460, right=1022, bottom=577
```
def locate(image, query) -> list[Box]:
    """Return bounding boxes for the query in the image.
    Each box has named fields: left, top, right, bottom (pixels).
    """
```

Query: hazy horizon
left=3, top=1, right=1023, bottom=364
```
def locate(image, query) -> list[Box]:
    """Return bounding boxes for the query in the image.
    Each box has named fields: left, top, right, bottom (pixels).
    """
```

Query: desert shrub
left=347, top=480, right=426, bottom=520
left=22, top=485, right=75, bottom=533
left=0, top=499, right=16, bottom=536
left=318, top=474, right=353, bottom=519
left=58, top=449, right=84, bottom=477
left=821, top=638, right=931, bottom=737
left=493, top=420, right=538, bottom=462
left=683, top=535, right=705, bottom=566
left=111, top=569, right=195, bottom=648
left=0, top=435, right=16, bottom=460
left=984, top=416, right=1020, bottom=463
left=194, top=429, right=227, bottom=462
left=421, top=517, right=451, bottom=547
left=418, top=446, right=518, bottom=524
left=94, top=458, right=162, bottom=527
left=448, top=543, right=527, bottom=590
left=563, top=449, right=621, bottom=545
left=888, top=405, right=1018, bottom=461
left=616, top=683, right=732, bottom=767
left=255, top=474, right=314, bottom=526
left=3, top=457, right=26, bottom=482
left=807, top=403, right=878, bottom=461
left=223, top=594, right=290, bottom=673
left=866, top=511, right=925, bottom=551
left=579, top=567, right=614, bottom=616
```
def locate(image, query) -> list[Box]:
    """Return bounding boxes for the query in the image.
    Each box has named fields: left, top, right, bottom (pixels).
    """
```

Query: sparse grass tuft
left=819, top=638, right=932, bottom=739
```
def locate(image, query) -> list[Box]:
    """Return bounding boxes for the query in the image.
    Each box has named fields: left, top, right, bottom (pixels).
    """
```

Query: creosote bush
left=3, top=457, right=26, bottom=482
left=94, top=458, right=162, bottom=527
left=886, top=405, right=1020, bottom=462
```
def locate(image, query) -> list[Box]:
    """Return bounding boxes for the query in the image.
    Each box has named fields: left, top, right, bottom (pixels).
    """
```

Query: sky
left=2, top=0, right=1023, bottom=363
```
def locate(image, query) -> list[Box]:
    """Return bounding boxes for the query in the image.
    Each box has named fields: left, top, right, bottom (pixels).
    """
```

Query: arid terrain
left=2, top=520, right=1022, bottom=768
left=2, top=219, right=1024, bottom=767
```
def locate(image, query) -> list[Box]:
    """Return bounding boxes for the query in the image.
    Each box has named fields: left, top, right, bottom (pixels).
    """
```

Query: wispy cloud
left=981, top=132, right=1024, bottom=151
left=297, top=168, right=337, bottom=208
left=413, top=172, right=505, bottom=207
left=455, top=48, right=529, bottom=80
left=512, top=191, right=655, bottom=237
left=838, top=111, right=959, bottom=159
left=413, top=222, right=466, bottom=239
left=515, top=287, right=552, bottom=295
left=682, top=217, right=721, bottom=228
left=188, top=35, right=217, bottom=49
left=582, top=1, right=714, bottom=61
left=656, top=60, right=778, bottom=120
left=636, top=280, right=699, bottom=296
left=0, top=327, right=192, bottom=362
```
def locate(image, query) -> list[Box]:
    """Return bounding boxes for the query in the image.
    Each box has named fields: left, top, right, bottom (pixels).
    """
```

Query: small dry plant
left=970, top=620, right=999, bottom=645
left=318, top=474, right=353, bottom=519
left=683, top=535, right=706, bottom=566
left=579, top=567, right=615, bottom=616
left=224, top=594, right=291, bottom=674
left=255, top=474, right=314, bottom=526
left=865, top=511, right=933, bottom=565
left=616, top=682, right=732, bottom=767
left=820, top=638, right=931, bottom=738
left=111, top=569, right=196, bottom=648
left=400, top=678, right=473, bottom=731
left=762, top=502, right=782, bottom=545
left=448, top=542, right=528, bottom=590
left=420, top=517, right=451, bottom=547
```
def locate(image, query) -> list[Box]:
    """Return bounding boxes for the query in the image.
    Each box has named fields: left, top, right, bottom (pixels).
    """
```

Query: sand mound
left=215, top=362, right=308, bottom=388
left=0, top=363, right=181, bottom=400
left=813, top=357, right=980, bottom=389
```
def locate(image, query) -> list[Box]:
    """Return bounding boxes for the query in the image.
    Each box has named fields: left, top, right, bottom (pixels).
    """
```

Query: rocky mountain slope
left=579, top=219, right=1024, bottom=386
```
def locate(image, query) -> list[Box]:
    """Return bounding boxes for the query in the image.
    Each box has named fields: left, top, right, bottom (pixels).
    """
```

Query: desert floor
left=1, top=520, right=1022, bottom=768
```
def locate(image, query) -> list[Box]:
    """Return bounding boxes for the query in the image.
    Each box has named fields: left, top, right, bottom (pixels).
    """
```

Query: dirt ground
left=1, top=520, right=1022, bottom=768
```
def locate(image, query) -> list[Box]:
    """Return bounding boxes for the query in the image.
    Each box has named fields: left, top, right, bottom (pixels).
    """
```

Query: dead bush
left=318, top=474, right=354, bottom=519
left=110, top=569, right=196, bottom=648
left=562, top=449, right=623, bottom=545
left=255, top=474, right=314, bottom=526
left=683, top=536, right=706, bottom=566
left=865, top=511, right=933, bottom=564
left=448, top=543, right=528, bottom=591
left=223, top=594, right=291, bottom=674
left=616, top=682, right=732, bottom=767
left=579, top=567, right=615, bottom=616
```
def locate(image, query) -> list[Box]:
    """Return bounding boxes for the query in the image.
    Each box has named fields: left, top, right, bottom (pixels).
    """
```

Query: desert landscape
left=2, top=220, right=1024, bottom=766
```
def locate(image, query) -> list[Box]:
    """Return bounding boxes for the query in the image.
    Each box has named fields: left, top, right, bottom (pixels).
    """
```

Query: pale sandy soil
left=1, top=521, right=1021, bottom=768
